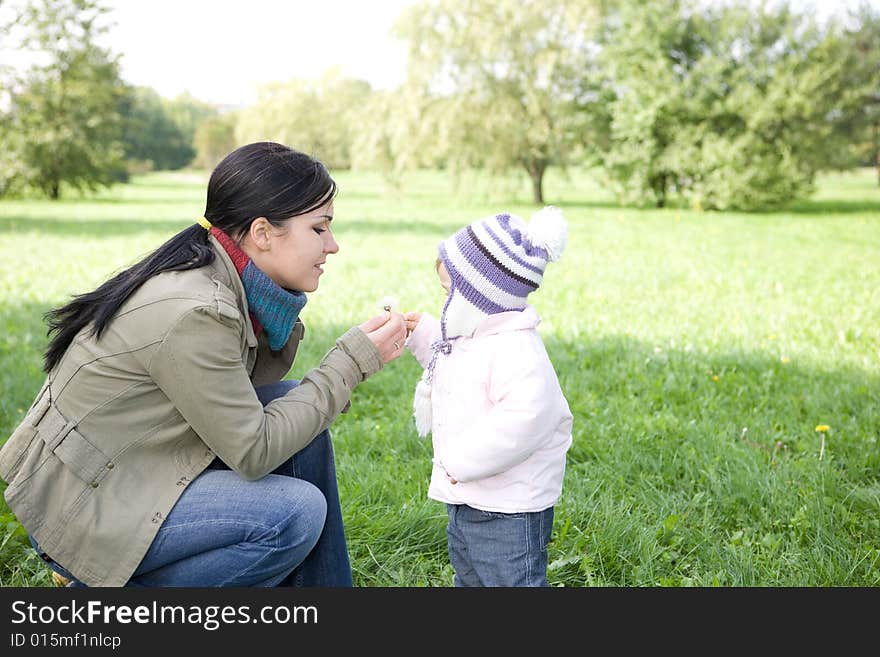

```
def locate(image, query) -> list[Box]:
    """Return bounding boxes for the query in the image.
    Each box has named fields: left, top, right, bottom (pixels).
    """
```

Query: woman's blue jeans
left=30, top=380, right=353, bottom=587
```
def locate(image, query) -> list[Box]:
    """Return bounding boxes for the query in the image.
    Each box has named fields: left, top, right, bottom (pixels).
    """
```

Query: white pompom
left=413, top=376, right=433, bottom=437
left=526, top=205, right=567, bottom=262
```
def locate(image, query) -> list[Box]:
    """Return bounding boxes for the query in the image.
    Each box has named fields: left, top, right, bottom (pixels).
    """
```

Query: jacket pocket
left=52, top=429, right=113, bottom=488
left=0, top=385, right=51, bottom=483
left=21, top=402, right=113, bottom=489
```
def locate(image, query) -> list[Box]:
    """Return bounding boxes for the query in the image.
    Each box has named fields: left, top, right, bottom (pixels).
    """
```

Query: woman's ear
left=248, top=217, right=273, bottom=251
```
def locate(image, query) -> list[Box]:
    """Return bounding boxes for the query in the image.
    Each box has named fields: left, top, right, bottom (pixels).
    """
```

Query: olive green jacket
left=0, top=236, right=383, bottom=586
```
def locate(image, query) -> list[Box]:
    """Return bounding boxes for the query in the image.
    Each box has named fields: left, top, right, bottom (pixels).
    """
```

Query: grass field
left=1, top=166, right=878, bottom=586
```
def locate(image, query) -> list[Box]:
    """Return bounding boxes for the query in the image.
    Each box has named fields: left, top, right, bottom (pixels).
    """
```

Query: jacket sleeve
left=404, top=313, right=441, bottom=369
left=439, top=334, right=571, bottom=484
left=149, top=305, right=383, bottom=480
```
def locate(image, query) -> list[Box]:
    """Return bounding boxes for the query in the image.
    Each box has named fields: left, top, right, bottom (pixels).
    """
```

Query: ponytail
left=43, top=225, right=213, bottom=372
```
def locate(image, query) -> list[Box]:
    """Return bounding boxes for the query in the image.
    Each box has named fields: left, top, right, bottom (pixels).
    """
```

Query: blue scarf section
left=211, top=227, right=307, bottom=352
left=240, top=262, right=307, bottom=351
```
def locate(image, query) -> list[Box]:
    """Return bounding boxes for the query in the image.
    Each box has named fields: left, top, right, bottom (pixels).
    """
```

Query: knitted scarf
left=211, top=227, right=306, bottom=351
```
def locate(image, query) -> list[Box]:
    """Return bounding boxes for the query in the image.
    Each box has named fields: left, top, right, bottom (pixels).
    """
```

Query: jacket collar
left=471, top=304, right=541, bottom=338
left=208, top=234, right=258, bottom=347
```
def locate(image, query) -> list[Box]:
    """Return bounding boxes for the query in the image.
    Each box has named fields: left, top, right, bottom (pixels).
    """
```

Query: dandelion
left=712, top=375, right=719, bottom=382
left=815, top=424, right=830, bottom=461
left=378, top=295, right=399, bottom=312
left=781, top=356, right=790, bottom=364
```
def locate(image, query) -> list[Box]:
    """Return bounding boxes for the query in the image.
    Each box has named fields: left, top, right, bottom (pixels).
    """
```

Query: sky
left=98, top=0, right=419, bottom=107
left=2, top=0, right=877, bottom=108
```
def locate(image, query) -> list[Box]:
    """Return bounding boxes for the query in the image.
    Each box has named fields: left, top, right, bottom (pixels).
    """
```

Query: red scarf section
left=210, top=227, right=264, bottom=335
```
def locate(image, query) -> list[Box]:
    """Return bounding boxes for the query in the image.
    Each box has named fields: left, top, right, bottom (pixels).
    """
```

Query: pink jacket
left=406, top=305, right=573, bottom=513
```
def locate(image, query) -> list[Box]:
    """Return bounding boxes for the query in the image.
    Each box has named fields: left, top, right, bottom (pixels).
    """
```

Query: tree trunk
left=49, top=157, right=61, bottom=200
left=652, top=173, right=667, bottom=208
left=530, top=171, right=544, bottom=205
left=526, top=160, right=546, bottom=205
left=874, top=121, right=879, bottom=187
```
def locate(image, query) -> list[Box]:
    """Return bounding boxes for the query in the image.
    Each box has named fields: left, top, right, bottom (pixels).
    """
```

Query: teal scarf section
left=211, top=227, right=307, bottom=351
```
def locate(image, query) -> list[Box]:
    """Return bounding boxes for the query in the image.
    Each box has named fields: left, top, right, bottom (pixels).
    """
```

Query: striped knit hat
left=413, top=206, right=567, bottom=436
left=438, top=205, right=567, bottom=339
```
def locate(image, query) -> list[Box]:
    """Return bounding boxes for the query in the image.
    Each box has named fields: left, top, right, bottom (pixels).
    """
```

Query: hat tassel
left=413, top=375, right=433, bottom=437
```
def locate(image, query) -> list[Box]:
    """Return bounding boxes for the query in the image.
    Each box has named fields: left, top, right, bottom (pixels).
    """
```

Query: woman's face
left=246, top=200, right=339, bottom=292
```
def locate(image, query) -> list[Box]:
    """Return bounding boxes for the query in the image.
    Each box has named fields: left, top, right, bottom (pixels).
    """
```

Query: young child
left=404, top=206, right=573, bottom=587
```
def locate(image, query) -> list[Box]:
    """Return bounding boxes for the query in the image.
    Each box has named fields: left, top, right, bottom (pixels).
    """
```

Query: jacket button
left=90, top=481, right=99, bottom=488
left=106, top=462, right=114, bottom=469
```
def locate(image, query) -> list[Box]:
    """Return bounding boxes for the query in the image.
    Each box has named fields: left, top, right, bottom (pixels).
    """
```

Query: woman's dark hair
left=43, top=142, right=337, bottom=372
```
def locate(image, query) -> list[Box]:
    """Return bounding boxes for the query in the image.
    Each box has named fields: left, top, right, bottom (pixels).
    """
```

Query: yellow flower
left=815, top=424, right=830, bottom=433
left=712, top=375, right=719, bottom=382
left=780, top=356, right=790, bottom=364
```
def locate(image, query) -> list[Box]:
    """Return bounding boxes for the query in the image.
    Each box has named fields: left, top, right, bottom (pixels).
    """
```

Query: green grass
left=1, top=166, right=879, bottom=587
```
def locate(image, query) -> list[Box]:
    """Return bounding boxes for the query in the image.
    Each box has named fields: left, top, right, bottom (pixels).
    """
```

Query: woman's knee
left=273, top=478, right=327, bottom=557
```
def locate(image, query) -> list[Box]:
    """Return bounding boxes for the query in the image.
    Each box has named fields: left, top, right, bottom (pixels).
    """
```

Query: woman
left=0, top=141, right=407, bottom=587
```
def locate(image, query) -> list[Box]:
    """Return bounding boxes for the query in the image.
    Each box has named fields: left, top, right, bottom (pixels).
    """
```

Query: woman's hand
left=359, top=311, right=408, bottom=363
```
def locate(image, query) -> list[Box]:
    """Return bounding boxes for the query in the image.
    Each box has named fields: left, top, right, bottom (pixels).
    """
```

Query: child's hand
left=403, top=311, right=422, bottom=337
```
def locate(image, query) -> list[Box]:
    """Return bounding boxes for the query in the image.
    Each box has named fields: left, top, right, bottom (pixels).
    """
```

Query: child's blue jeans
left=30, top=380, right=353, bottom=587
left=445, top=503, right=554, bottom=587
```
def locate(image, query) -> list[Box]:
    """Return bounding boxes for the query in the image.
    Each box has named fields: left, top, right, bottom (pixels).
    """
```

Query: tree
left=594, top=0, right=879, bottom=210
left=119, top=86, right=196, bottom=171
left=393, top=0, right=602, bottom=204
left=192, top=113, right=238, bottom=171
left=0, top=0, right=127, bottom=199
left=837, top=4, right=880, bottom=184
left=349, top=90, right=404, bottom=183
left=164, top=92, right=219, bottom=152
left=235, top=69, right=373, bottom=170
left=350, top=88, right=449, bottom=184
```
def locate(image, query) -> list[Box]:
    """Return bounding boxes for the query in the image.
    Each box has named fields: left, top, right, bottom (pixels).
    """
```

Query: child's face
left=435, top=258, right=452, bottom=293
